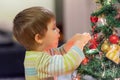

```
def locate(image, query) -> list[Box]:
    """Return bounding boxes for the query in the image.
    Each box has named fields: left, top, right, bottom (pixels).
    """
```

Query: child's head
left=13, top=6, right=60, bottom=51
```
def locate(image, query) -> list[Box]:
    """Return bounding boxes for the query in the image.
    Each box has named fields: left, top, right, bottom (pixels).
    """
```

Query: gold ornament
left=101, top=41, right=110, bottom=53
left=106, top=44, right=120, bottom=64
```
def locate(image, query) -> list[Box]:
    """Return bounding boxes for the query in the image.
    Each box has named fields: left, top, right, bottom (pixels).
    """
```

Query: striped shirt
left=24, top=46, right=85, bottom=80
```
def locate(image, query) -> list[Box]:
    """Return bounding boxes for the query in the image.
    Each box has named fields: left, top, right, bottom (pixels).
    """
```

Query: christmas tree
left=77, top=0, right=120, bottom=80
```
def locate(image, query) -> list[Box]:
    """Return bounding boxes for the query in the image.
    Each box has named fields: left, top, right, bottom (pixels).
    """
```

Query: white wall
left=0, top=0, right=55, bottom=31
left=63, top=0, right=95, bottom=41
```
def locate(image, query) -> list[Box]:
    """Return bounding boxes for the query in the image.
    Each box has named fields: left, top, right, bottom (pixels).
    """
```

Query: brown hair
left=13, top=6, right=55, bottom=50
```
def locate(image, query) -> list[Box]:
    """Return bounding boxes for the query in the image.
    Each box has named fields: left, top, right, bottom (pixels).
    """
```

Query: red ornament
left=90, top=16, right=98, bottom=23
left=89, top=38, right=99, bottom=49
left=90, top=39, right=98, bottom=45
left=82, top=57, right=89, bottom=65
left=90, top=39, right=96, bottom=43
left=109, top=34, right=119, bottom=44
left=89, top=44, right=97, bottom=49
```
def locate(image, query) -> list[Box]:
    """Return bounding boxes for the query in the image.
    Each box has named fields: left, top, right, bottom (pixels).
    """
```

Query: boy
left=13, top=6, right=91, bottom=80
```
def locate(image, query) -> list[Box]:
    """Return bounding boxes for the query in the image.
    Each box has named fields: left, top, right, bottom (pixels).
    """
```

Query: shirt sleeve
left=49, top=45, right=66, bottom=55
left=39, top=46, right=85, bottom=76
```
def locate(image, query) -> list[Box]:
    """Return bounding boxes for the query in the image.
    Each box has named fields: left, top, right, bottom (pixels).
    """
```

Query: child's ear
left=34, top=34, right=43, bottom=44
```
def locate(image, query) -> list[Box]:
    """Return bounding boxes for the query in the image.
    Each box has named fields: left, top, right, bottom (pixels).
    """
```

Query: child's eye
left=52, top=27, right=57, bottom=30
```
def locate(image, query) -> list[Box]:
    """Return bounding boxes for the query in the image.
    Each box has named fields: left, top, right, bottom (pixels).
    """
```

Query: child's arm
left=48, top=46, right=85, bottom=76
left=38, top=33, right=91, bottom=76
left=49, top=45, right=66, bottom=55
left=38, top=45, right=85, bottom=78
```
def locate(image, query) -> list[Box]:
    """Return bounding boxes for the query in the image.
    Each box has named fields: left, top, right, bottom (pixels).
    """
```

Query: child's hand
left=64, top=33, right=91, bottom=51
left=74, top=33, right=91, bottom=50
left=81, top=32, right=91, bottom=45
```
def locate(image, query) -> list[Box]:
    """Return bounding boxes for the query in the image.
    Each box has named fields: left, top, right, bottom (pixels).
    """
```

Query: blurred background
left=0, top=0, right=96, bottom=79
